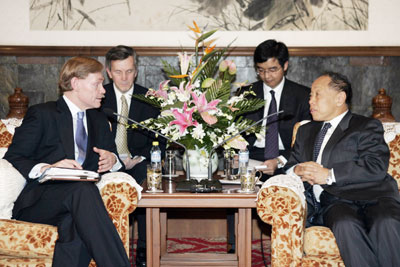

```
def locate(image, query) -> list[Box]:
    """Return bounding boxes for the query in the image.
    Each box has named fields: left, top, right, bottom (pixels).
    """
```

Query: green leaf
left=133, top=94, right=161, bottom=109
left=196, top=29, right=218, bottom=44
left=232, top=98, right=265, bottom=117
left=190, top=61, right=209, bottom=84
left=205, top=80, right=231, bottom=103
left=162, top=60, right=187, bottom=86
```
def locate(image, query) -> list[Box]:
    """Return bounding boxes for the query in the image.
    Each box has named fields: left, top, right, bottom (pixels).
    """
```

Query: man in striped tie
left=238, top=39, right=311, bottom=181
left=5, top=57, right=130, bottom=267
left=230, top=39, right=311, bottom=253
left=102, top=45, right=163, bottom=267
left=285, top=72, right=400, bottom=267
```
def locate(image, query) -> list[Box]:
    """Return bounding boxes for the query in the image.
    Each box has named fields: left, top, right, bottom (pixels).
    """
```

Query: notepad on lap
left=38, top=167, right=100, bottom=183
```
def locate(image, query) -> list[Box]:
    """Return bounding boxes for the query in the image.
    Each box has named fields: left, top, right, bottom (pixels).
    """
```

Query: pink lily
left=171, top=81, right=194, bottom=102
left=146, top=80, right=169, bottom=100
left=177, top=52, right=193, bottom=75
left=191, top=92, right=221, bottom=125
left=169, top=102, right=198, bottom=134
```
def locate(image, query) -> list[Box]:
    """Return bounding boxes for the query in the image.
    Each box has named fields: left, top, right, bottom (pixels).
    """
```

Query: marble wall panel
left=1, top=55, right=399, bottom=122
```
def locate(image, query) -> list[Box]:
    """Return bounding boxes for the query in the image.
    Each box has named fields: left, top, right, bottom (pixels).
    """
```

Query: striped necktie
left=264, top=90, right=279, bottom=160
left=313, top=123, right=332, bottom=161
left=116, top=95, right=131, bottom=157
left=76, top=111, right=87, bottom=165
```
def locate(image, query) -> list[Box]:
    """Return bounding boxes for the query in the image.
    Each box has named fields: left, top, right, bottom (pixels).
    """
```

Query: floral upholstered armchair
left=256, top=121, right=400, bottom=267
left=0, top=93, right=140, bottom=266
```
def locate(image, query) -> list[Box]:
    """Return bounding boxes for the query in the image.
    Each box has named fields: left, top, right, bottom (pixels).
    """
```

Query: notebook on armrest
left=38, top=167, right=100, bottom=183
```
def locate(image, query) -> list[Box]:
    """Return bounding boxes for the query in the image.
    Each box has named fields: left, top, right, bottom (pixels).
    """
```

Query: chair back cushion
left=384, top=122, right=400, bottom=189
left=0, top=119, right=26, bottom=219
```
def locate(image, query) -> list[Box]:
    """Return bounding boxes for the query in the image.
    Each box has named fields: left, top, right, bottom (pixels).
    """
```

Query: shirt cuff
left=277, top=156, right=287, bottom=168
left=285, top=164, right=299, bottom=177
left=110, top=153, right=123, bottom=172
left=29, top=163, right=49, bottom=179
left=326, top=168, right=336, bottom=185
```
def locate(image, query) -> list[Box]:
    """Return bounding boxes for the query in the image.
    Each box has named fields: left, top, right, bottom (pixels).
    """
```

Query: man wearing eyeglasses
left=227, top=39, right=311, bottom=254
left=239, top=39, right=311, bottom=179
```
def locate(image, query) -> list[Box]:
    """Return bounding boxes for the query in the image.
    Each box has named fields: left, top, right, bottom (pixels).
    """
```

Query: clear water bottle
left=149, top=141, right=162, bottom=190
left=238, top=147, right=249, bottom=175
left=150, top=141, right=162, bottom=171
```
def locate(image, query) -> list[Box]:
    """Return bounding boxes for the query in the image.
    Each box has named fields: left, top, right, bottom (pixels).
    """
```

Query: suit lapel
left=56, top=98, right=75, bottom=159
left=307, top=122, right=323, bottom=161
left=105, top=85, right=118, bottom=136
left=321, top=112, right=352, bottom=166
left=279, top=80, right=291, bottom=114
left=252, top=81, right=265, bottom=120
left=84, top=110, right=96, bottom=167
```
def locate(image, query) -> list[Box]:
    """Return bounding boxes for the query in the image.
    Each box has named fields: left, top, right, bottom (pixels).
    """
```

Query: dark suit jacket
left=102, top=83, right=162, bottom=183
left=286, top=112, right=399, bottom=202
left=240, top=79, right=311, bottom=160
left=4, top=97, right=118, bottom=218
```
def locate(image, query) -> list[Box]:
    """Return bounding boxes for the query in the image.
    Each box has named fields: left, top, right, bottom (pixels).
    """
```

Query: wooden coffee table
left=138, top=176, right=258, bottom=266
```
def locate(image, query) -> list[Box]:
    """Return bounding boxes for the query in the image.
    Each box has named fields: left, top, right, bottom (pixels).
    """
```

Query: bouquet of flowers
left=134, top=21, right=264, bottom=161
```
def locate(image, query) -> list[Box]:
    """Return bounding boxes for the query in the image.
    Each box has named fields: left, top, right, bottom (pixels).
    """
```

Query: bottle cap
left=153, top=141, right=159, bottom=146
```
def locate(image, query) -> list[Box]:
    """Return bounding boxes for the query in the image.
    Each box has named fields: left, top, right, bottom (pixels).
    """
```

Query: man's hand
left=261, top=158, right=278, bottom=175
left=40, top=159, right=83, bottom=173
left=123, top=156, right=142, bottom=170
left=294, top=161, right=329, bottom=185
left=94, top=147, right=116, bottom=173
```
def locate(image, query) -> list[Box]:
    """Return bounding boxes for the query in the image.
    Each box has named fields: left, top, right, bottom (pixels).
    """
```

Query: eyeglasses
left=256, top=66, right=282, bottom=76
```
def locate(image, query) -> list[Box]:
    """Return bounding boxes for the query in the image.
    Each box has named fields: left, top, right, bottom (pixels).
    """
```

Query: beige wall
left=1, top=0, right=399, bottom=47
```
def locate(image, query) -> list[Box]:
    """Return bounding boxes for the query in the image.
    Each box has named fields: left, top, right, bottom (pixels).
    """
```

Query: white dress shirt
left=254, top=77, right=287, bottom=165
left=113, top=83, right=134, bottom=115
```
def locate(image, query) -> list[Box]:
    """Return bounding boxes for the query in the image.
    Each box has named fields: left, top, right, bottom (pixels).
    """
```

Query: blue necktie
left=76, top=111, right=87, bottom=165
left=264, top=90, right=279, bottom=160
left=313, top=123, right=332, bottom=161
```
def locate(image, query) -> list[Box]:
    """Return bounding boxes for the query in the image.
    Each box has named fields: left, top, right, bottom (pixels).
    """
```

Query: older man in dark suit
left=286, top=72, right=400, bottom=267
left=4, top=57, right=130, bottom=267
left=101, top=45, right=162, bottom=267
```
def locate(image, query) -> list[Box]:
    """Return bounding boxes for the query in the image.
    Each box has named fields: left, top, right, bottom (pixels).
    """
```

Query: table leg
left=160, top=211, right=167, bottom=256
left=146, top=208, right=161, bottom=267
left=237, top=208, right=252, bottom=266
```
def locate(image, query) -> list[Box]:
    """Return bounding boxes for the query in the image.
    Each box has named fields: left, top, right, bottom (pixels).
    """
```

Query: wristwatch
left=326, top=169, right=334, bottom=185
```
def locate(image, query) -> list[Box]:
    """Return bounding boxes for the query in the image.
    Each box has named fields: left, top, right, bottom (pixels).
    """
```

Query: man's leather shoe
left=136, top=247, right=146, bottom=267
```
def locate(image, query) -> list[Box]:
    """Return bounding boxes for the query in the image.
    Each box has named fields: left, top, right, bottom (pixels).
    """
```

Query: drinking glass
left=163, top=150, right=176, bottom=179
left=224, top=150, right=232, bottom=179
left=240, top=167, right=262, bottom=192
left=147, top=164, right=162, bottom=192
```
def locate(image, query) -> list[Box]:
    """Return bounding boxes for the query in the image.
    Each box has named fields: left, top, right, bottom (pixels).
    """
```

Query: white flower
left=226, top=124, right=237, bottom=134
left=167, top=91, right=177, bottom=103
left=192, top=124, right=205, bottom=141
left=176, top=92, right=190, bottom=102
left=227, top=95, right=243, bottom=105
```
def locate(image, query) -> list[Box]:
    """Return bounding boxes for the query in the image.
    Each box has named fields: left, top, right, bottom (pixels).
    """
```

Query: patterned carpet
left=130, top=237, right=271, bottom=266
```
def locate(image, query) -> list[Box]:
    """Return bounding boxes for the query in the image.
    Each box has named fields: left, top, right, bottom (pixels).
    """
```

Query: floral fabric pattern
left=0, top=121, right=13, bottom=148
left=257, top=121, right=400, bottom=266
left=0, top=177, right=138, bottom=266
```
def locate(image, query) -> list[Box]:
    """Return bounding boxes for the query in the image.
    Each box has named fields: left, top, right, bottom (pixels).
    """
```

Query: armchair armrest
left=97, top=172, right=140, bottom=254
left=0, top=172, right=139, bottom=263
left=256, top=175, right=306, bottom=267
